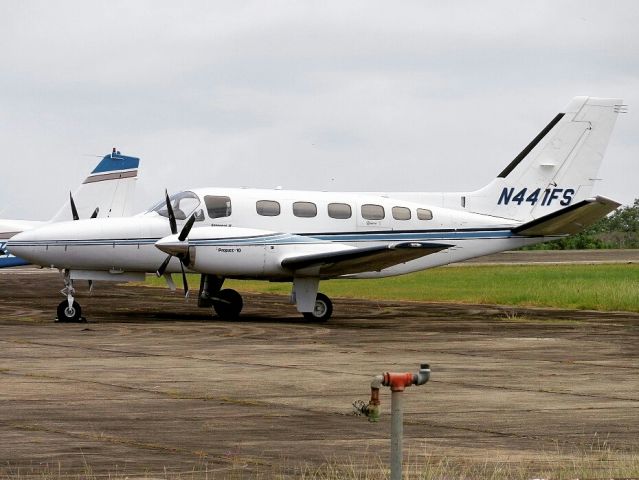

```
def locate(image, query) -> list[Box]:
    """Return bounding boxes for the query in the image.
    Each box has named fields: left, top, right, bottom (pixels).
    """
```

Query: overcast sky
left=1, top=0, right=637, bottom=219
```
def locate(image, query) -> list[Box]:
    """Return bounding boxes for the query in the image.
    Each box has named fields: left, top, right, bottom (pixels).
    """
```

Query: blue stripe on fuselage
left=7, top=228, right=514, bottom=249
left=306, top=230, right=512, bottom=242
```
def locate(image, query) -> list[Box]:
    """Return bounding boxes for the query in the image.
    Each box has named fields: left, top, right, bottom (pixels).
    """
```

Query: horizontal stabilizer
left=513, top=196, right=620, bottom=236
left=0, top=240, right=30, bottom=268
left=282, top=242, right=451, bottom=277
left=0, top=255, right=29, bottom=268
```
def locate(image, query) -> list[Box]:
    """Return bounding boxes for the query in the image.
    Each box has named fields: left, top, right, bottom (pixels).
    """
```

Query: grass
left=143, top=263, right=639, bottom=313
left=2, top=444, right=638, bottom=479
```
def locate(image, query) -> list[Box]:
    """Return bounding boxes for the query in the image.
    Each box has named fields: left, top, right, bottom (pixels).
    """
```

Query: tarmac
left=0, top=256, right=638, bottom=477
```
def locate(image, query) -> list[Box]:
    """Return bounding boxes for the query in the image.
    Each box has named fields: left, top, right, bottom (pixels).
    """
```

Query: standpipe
left=365, top=363, right=430, bottom=480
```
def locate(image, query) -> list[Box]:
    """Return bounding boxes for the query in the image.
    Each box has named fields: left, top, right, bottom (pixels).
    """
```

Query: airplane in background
left=0, top=149, right=140, bottom=268
left=8, top=97, right=624, bottom=322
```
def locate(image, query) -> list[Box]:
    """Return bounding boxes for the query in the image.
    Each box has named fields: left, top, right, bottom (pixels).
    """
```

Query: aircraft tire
left=303, top=293, right=332, bottom=322
left=213, top=289, right=243, bottom=320
left=56, top=300, right=83, bottom=323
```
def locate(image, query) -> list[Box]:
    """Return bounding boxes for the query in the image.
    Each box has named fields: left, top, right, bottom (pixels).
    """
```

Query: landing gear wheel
left=56, top=300, right=83, bottom=323
left=213, top=289, right=243, bottom=320
left=303, top=293, right=333, bottom=322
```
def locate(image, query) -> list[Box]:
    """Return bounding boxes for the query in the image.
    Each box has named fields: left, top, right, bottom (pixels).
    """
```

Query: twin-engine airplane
left=1, top=149, right=139, bottom=268
left=8, top=97, right=624, bottom=322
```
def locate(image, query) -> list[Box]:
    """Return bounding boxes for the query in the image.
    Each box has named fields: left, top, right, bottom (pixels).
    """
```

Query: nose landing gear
left=56, top=299, right=83, bottom=322
left=56, top=269, right=85, bottom=323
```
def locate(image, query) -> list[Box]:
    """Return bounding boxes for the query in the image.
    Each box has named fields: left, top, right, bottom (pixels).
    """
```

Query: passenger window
left=328, top=203, right=352, bottom=219
left=361, top=204, right=385, bottom=220
left=293, top=201, right=317, bottom=218
left=417, top=208, right=433, bottom=220
left=256, top=200, right=281, bottom=216
left=204, top=195, right=232, bottom=219
left=392, top=206, right=411, bottom=221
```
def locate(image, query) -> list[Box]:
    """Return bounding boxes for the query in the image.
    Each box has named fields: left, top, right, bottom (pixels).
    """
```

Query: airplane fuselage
left=8, top=187, right=541, bottom=280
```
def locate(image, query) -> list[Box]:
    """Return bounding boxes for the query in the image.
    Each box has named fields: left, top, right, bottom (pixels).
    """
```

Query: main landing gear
left=212, top=289, right=243, bottom=320
left=197, top=274, right=334, bottom=322
left=302, top=293, right=333, bottom=322
left=197, top=275, right=243, bottom=320
left=56, top=269, right=85, bottom=322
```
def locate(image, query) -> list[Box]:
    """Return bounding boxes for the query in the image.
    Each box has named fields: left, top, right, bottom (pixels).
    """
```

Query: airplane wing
left=281, top=241, right=451, bottom=277
left=513, top=196, right=620, bottom=236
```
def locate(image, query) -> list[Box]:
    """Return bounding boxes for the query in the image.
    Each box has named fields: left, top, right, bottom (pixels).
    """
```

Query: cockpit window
left=150, top=191, right=201, bottom=220
left=205, top=195, right=232, bottom=218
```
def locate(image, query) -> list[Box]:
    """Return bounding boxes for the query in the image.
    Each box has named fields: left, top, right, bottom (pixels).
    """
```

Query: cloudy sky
left=1, top=0, right=637, bottom=219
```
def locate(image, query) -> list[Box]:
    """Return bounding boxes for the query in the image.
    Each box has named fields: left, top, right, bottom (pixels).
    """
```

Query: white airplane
left=0, top=149, right=140, bottom=269
left=8, top=97, right=623, bottom=323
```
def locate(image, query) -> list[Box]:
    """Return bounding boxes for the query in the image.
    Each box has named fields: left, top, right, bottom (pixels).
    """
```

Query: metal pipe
left=390, top=390, right=403, bottom=480
left=367, top=375, right=383, bottom=422
left=363, top=364, right=431, bottom=479
left=414, top=363, right=430, bottom=385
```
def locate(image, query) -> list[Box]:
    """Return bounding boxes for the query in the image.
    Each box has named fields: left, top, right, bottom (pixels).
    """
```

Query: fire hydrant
left=365, top=364, right=430, bottom=480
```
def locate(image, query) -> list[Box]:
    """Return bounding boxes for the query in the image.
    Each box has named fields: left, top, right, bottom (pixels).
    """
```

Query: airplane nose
left=6, top=230, right=33, bottom=256
left=5, top=229, right=42, bottom=264
left=155, top=236, right=189, bottom=256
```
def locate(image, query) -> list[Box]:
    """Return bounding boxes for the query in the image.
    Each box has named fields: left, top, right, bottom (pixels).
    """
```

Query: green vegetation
left=144, top=263, right=639, bottom=312
left=525, top=197, right=639, bottom=249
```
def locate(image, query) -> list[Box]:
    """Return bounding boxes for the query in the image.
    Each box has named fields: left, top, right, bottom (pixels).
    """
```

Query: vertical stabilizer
left=467, top=97, right=622, bottom=221
left=50, top=150, right=140, bottom=222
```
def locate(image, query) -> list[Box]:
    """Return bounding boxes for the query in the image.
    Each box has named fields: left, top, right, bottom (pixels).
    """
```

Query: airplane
left=7, top=97, right=624, bottom=323
left=0, top=148, right=140, bottom=268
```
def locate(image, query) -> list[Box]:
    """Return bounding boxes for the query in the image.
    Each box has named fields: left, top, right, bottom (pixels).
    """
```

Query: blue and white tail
left=50, top=150, right=140, bottom=222
left=467, top=97, right=623, bottom=221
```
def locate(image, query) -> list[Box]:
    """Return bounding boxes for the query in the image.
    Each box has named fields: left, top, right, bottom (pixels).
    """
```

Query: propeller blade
left=178, top=214, right=196, bottom=242
left=165, top=189, right=177, bottom=235
left=156, top=255, right=172, bottom=277
left=90, top=207, right=99, bottom=219
left=180, top=260, right=189, bottom=298
left=69, top=192, right=79, bottom=221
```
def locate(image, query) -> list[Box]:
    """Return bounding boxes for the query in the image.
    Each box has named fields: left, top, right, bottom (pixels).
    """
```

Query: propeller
left=69, top=192, right=99, bottom=220
left=165, top=189, right=177, bottom=235
left=155, top=190, right=196, bottom=298
left=69, top=192, right=79, bottom=221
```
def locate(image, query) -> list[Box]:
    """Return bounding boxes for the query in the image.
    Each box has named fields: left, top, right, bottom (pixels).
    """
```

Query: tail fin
left=467, top=97, right=623, bottom=221
left=50, top=150, right=140, bottom=222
